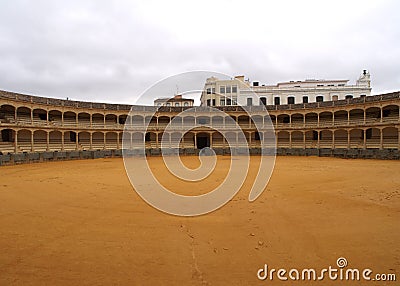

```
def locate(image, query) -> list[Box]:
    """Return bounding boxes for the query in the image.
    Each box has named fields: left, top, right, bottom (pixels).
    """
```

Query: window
left=317, top=84, right=324, bottom=87
left=212, top=99, right=216, bottom=106
left=212, top=87, right=215, bottom=94
left=175, top=103, right=179, bottom=107
left=338, top=84, right=345, bottom=86
left=220, top=99, right=225, bottom=106
left=366, top=129, right=372, bottom=139
left=145, top=133, right=151, bottom=141
left=294, top=85, right=301, bottom=88
left=332, top=95, right=338, bottom=101
left=206, top=88, right=211, bottom=94
left=345, top=95, right=353, bottom=100
left=302, top=96, right=308, bottom=103
left=274, top=97, right=280, bottom=105
left=232, top=97, right=237, bottom=105
left=227, top=98, right=232, bottom=105
left=226, top=86, right=231, bottom=93
left=287, top=97, right=295, bottom=104
left=220, top=86, right=225, bottom=94
left=360, top=94, right=366, bottom=98
left=166, top=102, right=171, bottom=106
left=184, top=102, right=189, bottom=106
left=313, top=131, right=318, bottom=140
left=206, top=99, right=211, bottom=106
left=232, top=85, right=237, bottom=93
left=247, top=98, right=253, bottom=106
left=260, top=97, right=267, bottom=106
left=255, top=132, right=262, bottom=140
left=316, top=96, right=324, bottom=102
left=327, top=84, right=334, bottom=86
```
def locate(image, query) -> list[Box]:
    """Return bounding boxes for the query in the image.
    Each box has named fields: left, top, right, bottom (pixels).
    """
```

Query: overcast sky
left=0, top=0, right=399, bottom=104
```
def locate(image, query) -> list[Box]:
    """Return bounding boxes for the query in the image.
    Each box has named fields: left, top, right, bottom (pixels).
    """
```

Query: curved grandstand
left=0, top=89, right=399, bottom=164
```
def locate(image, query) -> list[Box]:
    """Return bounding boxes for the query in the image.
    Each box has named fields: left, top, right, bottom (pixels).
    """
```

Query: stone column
left=289, top=131, right=292, bottom=148
left=363, top=130, right=366, bottom=149
left=156, top=133, right=159, bottom=149
left=31, top=131, right=34, bottom=152
left=103, top=132, right=106, bottom=149
left=76, top=132, right=79, bottom=150
left=210, top=132, right=213, bottom=148
left=46, top=132, right=49, bottom=151
left=332, top=131, right=335, bottom=149
left=117, top=132, right=120, bottom=150
left=317, top=131, right=320, bottom=149
left=347, top=130, right=350, bottom=149
left=14, top=130, right=18, bottom=153
left=90, top=132, right=93, bottom=150
left=194, top=133, right=197, bottom=149
left=61, top=132, right=64, bottom=151
left=380, top=129, right=383, bottom=150
left=303, top=131, right=306, bottom=149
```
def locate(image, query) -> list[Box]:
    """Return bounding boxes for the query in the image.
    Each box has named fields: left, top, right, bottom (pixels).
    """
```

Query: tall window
left=302, top=96, right=308, bottom=103
left=227, top=98, right=232, bottom=105
left=175, top=102, right=179, bottom=107
left=288, top=97, right=295, bottom=104
left=184, top=102, right=189, bottom=106
left=345, top=95, right=353, bottom=99
left=220, top=86, right=225, bottom=94
left=226, top=86, right=231, bottom=93
left=260, top=97, right=267, bottom=106
left=220, top=99, right=225, bottom=106
left=247, top=98, right=253, bottom=106
left=206, top=88, right=211, bottom=94
left=232, top=85, right=237, bottom=93
left=316, top=96, right=324, bottom=102
left=274, top=97, right=280, bottom=105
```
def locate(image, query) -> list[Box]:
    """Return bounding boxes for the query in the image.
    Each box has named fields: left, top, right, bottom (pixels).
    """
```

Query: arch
left=0, top=128, right=15, bottom=154
left=17, top=129, right=31, bottom=152
left=145, top=132, right=158, bottom=149
left=320, top=130, right=333, bottom=148
left=277, top=131, right=289, bottom=148
left=118, top=114, right=128, bottom=125
left=48, top=110, right=62, bottom=126
left=237, top=115, right=250, bottom=128
left=305, top=130, right=317, bottom=148
left=105, top=132, right=118, bottom=149
left=64, top=131, right=77, bottom=150
left=349, top=129, right=363, bottom=148
left=158, top=116, right=170, bottom=127
left=197, top=116, right=210, bottom=125
left=78, top=131, right=91, bottom=150
left=63, top=111, right=77, bottom=126
left=382, top=105, right=399, bottom=122
left=291, top=131, right=303, bottom=148
left=334, top=129, right=348, bottom=148
left=92, top=131, right=105, bottom=150
left=16, top=106, right=31, bottom=124
left=105, top=114, right=118, bottom=127
left=48, top=130, right=62, bottom=151
left=183, top=116, right=195, bottom=127
left=182, top=132, right=195, bottom=149
left=305, top=112, right=318, bottom=127
left=33, top=130, right=47, bottom=152
left=277, top=114, right=290, bottom=126
left=291, top=113, right=304, bottom=126
left=32, top=108, right=47, bottom=125
left=366, top=107, right=380, bottom=123
left=0, top=104, right=15, bottom=124
left=334, top=110, right=348, bottom=126
left=365, top=127, right=380, bottom=149
left=382, top=127, right=398, bottom=149
left=92, top=113, right=104, bottom=127
left=319, top=111, right=333, bottom=126
left=78, top=112, right=90, bottom=127
left=349, top=108, right=364, bottom=124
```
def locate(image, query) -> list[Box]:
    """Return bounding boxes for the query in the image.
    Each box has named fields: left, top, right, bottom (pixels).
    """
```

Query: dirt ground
left=0, top=156, right=399, bottom=285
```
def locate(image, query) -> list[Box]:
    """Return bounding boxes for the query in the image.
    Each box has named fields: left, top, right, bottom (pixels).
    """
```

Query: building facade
left=154, top=94, right=194, bottom=107
left=201, top=70, right=371, bottom=107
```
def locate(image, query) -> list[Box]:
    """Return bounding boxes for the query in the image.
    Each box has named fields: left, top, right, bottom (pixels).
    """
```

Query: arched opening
left=349, top=109, right=364, bottom=124
left=78, top=112, right=90, bottom=126
left=0, top=129, right=15, bottom=154
left=320, top=130, right=333, bottom=148
left=105, top=114, right=117, bottom=127
left=238, top=115, right=250, bottom=128
left=305, top=130, right=317, bottom=148
left=64, top=131, right=77, bottom=150
left=78, top=131, right=90, bottom=150
left=63, top=111, right=77, bottom=126
left=145, top=132, right=157, bottom=148
left=48, top=110, right=62, bottom=126
left=183, top=116, right=195, bottom=127
left=183, top=132, right=195, bottom=149
left=291, top=113, right=303, bottom=126
left=17, top=107, right=31, bottom=124
left=197, top=116, right=210, bottom=125
left=277, top=114, right=290, bottom=126
left=92, top=113, right=104, bottom=127
left=334, top=129, right=348, bottom=148
left=49, top=131, right=62, bottom=151
left=33, top=130, right=47, bottom=152
left=212, top=132, right=224, bottom=148
left=305, top=112, right=318, bottom=127
left=319, top=112, right=333, bottom=126
left=277, top=131, right=289, bottom=148
left=105, top=132, right=118, bottom=149
left=92, top=132, right=104, bottom=150
left=250, top=115, right=263, bottom=128
left=17, top=129, right=31, bottom=152
left=382, top=105, right=399, bottom=122
left=196, top=132, right=210, bottom=149
left=211, top=116, right=224, bottom=128
left=0, top=104, right=16, bottom=123
left=366, top=107, right=380, bottom=123
left=365, top=128, right=380, bottom=149
left=32, top=108, right=47, bottom=125
left=118, top=114, right=127, bottom=125
left=382, top=127, right=398, bottom=149
left=158, top=116, right=170, bottom=127
left=334, top=110, right=348, bottom=126
left=291, top=131, right=303, bottom=148
left=349, top=129, right=363, bottom=148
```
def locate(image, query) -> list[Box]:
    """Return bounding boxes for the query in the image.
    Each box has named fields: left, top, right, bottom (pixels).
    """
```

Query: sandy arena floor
left=0, top=156, right=399, bottom=285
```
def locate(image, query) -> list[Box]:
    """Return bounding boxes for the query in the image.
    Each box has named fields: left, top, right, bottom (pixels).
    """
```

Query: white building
left=154, top=94, right=194, bottom=107
left=200, top=70, right=371, bottom=106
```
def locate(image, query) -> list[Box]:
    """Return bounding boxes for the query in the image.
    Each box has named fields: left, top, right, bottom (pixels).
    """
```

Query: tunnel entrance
left=196, top=134, right=210, bottom=149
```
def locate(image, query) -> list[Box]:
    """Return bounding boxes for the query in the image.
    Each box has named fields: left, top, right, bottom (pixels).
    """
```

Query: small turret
left=356, top=69, right=371, bottom=88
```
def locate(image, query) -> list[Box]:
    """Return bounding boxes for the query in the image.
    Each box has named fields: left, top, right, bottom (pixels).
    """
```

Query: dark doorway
left=1, top=129, right=12, bottom=142
left=260, top=97, right=267, bottom=106
left=197, top=134, right=210, bottom=149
